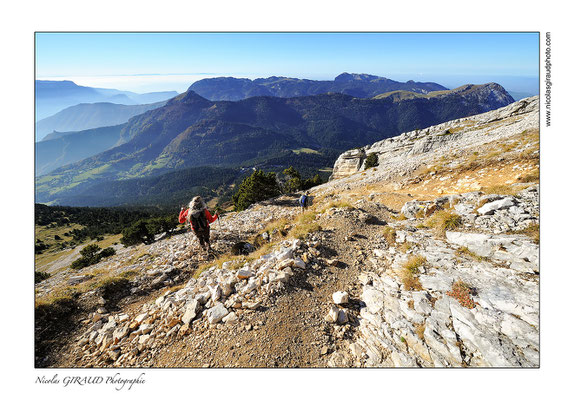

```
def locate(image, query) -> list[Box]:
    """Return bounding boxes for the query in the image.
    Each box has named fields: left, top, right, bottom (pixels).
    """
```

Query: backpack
left=190, top=210, right=209, bottom=232
left=299, top=195, right=308, bottom=207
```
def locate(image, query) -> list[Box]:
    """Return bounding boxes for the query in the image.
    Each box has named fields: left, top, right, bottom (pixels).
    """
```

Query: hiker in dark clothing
left=179, top=196, right=218, bottom=255
left=299, top=191, right=310, bottom=213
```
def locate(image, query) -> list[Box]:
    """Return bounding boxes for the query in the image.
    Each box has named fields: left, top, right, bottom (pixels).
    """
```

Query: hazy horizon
left=36, top=72, right=539, bottom=97
left=36, top=32, right=539, bottom=95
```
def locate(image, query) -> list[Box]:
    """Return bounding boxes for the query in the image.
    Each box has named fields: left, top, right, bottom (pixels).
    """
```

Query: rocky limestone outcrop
left=330, top=96, right=539, bottom=180
left=335, top=185, right=539, bottom=367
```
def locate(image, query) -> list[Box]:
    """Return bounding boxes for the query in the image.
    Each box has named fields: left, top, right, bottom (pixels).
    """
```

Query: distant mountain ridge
left=36, top=82, right=514, bottom=206
left=35, top=80, right=178, bottom=121
left=189, top=73, right=448, bottom=101
left=36, top=101, right=168, bottom=141
left=35, top=124, right=125, bottom=176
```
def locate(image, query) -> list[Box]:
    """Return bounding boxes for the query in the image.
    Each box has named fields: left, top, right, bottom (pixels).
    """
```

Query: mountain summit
left=188, top=73, right=448, bottom=101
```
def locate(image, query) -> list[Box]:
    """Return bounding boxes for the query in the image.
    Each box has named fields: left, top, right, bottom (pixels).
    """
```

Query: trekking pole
left=216, top=206, right=222, bottom=231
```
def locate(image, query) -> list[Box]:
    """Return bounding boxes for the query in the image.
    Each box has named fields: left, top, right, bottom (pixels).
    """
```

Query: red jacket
left=178, top=208, right=218, bottom=231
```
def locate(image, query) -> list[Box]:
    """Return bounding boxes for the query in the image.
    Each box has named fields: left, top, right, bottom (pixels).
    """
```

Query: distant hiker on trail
left=299, top=191, right=310, bottom=213
left=179, top=196, right=218, bottom=256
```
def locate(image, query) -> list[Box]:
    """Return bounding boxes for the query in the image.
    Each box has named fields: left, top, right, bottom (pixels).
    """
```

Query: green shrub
left=121, top=220, right=155, bottom=247
left=35, top=271, right=50, bottom=283
left=147, top=215, right=179, bottom=236
left=35, top=241, right=49, bottom=254
left=99, top=247, right=116, bottom=258
left=301, top=174, right=323, bottom=190
left=70, top=244, right=116, bottom=270
left=364, top=153, right=379, bottom=169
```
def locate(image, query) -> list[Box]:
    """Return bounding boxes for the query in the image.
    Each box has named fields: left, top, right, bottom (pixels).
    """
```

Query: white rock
left=275, top=248, right=294, bottom=262
left=477, top=197, right=515, bottom=215
left=196, top=291, right=211, bottom=305
left=326, top=305, right=339, bottom=323
left=100, top=319, right=117, bottom=334
left=206, top=302, right=229, bottom=324
left=140, top=324, right=153, bottom=335
left=244, top=301, right=261, bottom=310
left=237, top=269, right=254, bottom=280
left=221, top=280, right=234, bottom=296
left=209, top=284, right=223, bottom=302
left=182, top=299, right=200, bottom=325
left=222, top=312, right=238, bottom=323
left=113, top=326, right=129, bottom=342
left=276, top=259, right=295, bottom=270
left=332, top=291, right=349, bottom=304
left=138, top=334, right=151, bottom=346
left=362, top=287, right=385, bottom=314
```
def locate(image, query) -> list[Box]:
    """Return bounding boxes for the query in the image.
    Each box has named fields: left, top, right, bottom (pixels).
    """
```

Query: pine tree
left=282, top=166, right=302, bottom=193
left=233, top=170, right=281, bottom=211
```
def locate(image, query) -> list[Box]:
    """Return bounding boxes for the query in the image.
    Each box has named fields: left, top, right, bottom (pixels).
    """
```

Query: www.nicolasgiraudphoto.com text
left=35, top=373, right=146, bottom=391
left=545, top=32, right=551, bottom=127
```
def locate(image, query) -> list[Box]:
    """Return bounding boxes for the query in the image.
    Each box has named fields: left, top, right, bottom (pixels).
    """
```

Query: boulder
left=182, top=299, right=200, bottom=325
left=206, top=302, right=229, bottom=324
left=332, top=291, right=349, bottom=304
left=237, top=269, right=254, bottom=280
left=222, top=312, right=238, bottom=323
left=477, top=197, right=515, bottom=215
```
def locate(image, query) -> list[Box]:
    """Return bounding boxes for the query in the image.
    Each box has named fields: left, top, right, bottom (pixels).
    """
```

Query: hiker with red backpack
left=179, top=196, right=219, bottom=256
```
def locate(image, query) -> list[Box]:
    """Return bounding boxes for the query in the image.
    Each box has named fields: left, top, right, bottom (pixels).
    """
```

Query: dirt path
left=142, top=200, right=393, bottom=368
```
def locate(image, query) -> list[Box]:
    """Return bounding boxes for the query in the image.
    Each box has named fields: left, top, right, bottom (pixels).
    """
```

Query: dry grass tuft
left=399, top=255, right=426, bottom=291
left=481, top=184, right=522, bottom=196
left=424, top=210, right=462, bottom=235
left=512, top=223, right=539, bottom=244
left=517, top=170, right=539, bottom=183
left=320, top=200, right=355, bottom=213
left=394, top=213, right=407, bottom=221
left=381, top=226, right=396, bottom=246
left=414, top=322, right=426, bottom=340
left=455, top=246, right=486, bottom=262
left=399, top=242, right=413, bottom=253
left=193, top=263, right=214, bottom=279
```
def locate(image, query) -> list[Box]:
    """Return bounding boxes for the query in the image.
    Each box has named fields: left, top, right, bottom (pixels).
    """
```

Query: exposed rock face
left=348, top=185, right=539, bottom=367
left=331, top=96, right=538, bottom=180
left=331, top=149, right=366, bottom=180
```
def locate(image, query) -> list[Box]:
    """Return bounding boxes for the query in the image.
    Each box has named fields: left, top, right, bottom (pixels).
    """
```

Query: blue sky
left=36, top=32, right=539, bottom=94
